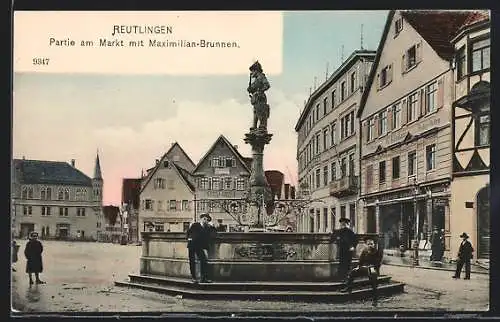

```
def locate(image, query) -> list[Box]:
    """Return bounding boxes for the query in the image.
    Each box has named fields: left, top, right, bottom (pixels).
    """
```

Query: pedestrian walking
left=430, top=227, right=444, bottom=262
left=24, top=231, right=45, bottom=285
left=340, top=236, right=383, bottom=306
left=336, top=217, right=357, bottom=282
left=452, top=232, right=474, bottom=280
left=12, top=240, right=20, bottom=272
left=186, top=213, right=214, bottom=283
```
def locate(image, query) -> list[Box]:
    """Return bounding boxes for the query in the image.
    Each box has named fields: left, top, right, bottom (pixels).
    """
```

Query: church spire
left=93, top=150, right=103, bottom=180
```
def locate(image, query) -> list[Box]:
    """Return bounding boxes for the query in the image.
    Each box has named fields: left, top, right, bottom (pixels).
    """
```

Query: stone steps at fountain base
left=127, top=273, right=393, bottom=291
left=114, top=275, right=405, bottom=302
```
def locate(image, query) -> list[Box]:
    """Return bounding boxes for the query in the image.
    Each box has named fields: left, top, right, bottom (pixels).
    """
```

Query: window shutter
left=437, top=78, right=444, bottom=109
left=374, top=115, right=380, bottom=138
left=401, top=99, right=408, bottom=125
left=387, top=64, right=393, bottom=84
left=387, top=107, right=393, bottom=131
left=376, top=73, right=380, bottom=90
left=420, top=88, right=426, bottom=117
left=416, top=41, right=423, bottom=64
left=401, top=54, right=406, bottom=73
left=362, top=121, right=368, bottom=143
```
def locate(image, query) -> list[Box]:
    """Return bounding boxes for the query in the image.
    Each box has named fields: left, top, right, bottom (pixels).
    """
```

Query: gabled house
left=138, top=148, right=196, bottom=238
left=357, top=10, right=489, bottom=261
left=192, top=135, right=252, bottom=231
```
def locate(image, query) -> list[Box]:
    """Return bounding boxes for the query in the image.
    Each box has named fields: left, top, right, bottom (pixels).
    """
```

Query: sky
left=13, top=10, right=388, bottom=205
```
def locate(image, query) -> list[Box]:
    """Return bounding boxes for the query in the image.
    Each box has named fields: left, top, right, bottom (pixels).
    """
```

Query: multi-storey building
left=138, top=143, right=196, bottom=238
left=295, top=50, right=376, bottom=233
left=12, top=154, right=104, bottom=240
left=192, top=135, right=252, bottom=232
left=357, top=10, right=488, bottom=258
left=450, top=12, right=490, bottom=260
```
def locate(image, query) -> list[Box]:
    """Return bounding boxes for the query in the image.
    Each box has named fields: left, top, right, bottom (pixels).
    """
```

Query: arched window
left=64, top=188, right=70, bottom=200
left=58, top=188, right=64, bottom=200
left=22, top=186, right=34, bottom=199
left=40, top=186, right=52, bottom=200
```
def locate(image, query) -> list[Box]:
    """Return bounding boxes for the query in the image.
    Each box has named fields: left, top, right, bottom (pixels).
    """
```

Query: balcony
left=329, top=175, right=358, bottom=197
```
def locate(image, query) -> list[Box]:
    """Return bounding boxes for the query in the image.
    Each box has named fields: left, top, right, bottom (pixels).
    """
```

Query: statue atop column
left=248, top=61, right=270, bottom=132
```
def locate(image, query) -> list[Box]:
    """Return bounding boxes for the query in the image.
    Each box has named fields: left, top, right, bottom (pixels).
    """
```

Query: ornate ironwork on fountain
left=234, top=243, right=298, bottom=261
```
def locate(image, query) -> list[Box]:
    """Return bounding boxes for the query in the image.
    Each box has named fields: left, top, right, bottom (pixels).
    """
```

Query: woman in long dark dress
left=24, top=231, right=45, bottom=285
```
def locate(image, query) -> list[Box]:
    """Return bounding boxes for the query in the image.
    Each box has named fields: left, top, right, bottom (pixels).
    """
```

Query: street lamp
left=413, top=177, right=419, bottom=266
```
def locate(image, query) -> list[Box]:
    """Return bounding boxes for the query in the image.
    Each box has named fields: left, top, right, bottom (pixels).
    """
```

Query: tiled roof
left=103, top=205, right=120, bottom=225
left=462, top=10, right=490, bottom=28
left=173, top=163, right=196, bottom=192
left=122, top=178, right=141, bottom=209
left=13, top=159, right=92, bottom=186
left=265, top=170, right=284, bottom=199
left=401, top=10, right=479, bottom=60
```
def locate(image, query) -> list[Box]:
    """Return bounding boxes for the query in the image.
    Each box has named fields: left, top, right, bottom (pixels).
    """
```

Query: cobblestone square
left=11, top=240, right=489, bottom=314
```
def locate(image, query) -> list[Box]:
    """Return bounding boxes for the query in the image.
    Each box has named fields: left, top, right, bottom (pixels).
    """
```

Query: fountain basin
left=140, top=231, right=378, bottom=282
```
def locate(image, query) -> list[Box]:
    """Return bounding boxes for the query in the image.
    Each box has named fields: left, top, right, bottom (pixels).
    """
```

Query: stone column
left=327, top=204, right=333, bottom=232
left=426, top=194, right=433, bottom=243
left=399, top=203, right=405, bottom=248
left=376, top=202, right=382, bottom=248
left=244, top=131, right=273, bottom=228
left=319, top=208, right=325, bottom=232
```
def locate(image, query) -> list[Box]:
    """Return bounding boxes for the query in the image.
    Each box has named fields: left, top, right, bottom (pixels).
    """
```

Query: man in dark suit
left=336, top=217, right=357, bottom=282
left=186, top=213, right=213, bottom=283
left=452, top=232, right=474, bottom=280
left=341, top=237, right=383, bottom=306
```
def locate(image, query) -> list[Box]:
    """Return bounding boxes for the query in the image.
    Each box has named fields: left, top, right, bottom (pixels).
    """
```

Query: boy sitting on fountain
left=340, top=236, right=383, bottom=306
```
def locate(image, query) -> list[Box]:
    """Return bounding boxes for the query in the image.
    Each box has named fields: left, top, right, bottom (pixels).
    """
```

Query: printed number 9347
left=33, top=58, right=50, bottom=65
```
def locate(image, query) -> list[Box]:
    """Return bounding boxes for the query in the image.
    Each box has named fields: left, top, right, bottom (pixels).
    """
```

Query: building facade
left=357, top=10, right=489, bottom=258
left=450, top=13, right=490, bottom=260
left=192, top=135, right=252, bottom=232
left=295, top=50, right=376, bottom=234
left=12, top=154, right=104, bottom=240
left=138, top=143, right=196, bottom=238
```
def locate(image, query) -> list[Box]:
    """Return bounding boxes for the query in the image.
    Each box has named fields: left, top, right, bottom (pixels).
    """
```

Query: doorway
left=477, top=186, right=490, bottom=259
left=57, top=224, right=70, bottom=239
left=366, top=207, right=376, bottom=233
left=20, top=223, right=35, bottom=238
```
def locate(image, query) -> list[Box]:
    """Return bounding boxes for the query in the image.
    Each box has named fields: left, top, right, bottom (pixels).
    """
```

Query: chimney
left=234, top=145, right=238, bottom=150
left=71, top=159, right=75, bottom=167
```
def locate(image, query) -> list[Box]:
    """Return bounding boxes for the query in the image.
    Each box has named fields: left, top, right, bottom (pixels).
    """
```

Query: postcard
left=11, top=9, right=490, bottom=315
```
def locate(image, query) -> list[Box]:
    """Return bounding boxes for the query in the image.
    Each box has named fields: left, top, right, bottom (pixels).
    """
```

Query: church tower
left=92, top=151, right=103, bottom=204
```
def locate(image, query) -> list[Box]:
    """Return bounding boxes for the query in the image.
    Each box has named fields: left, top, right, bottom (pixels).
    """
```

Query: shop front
left=362, top=181, right=450, bottom=258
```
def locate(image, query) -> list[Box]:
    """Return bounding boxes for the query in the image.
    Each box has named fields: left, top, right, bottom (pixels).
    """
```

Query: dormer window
left=395, top=17, right=403, bottom=35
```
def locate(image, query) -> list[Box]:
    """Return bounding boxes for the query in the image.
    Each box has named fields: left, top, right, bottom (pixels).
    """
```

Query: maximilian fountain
left=115, top=62, right=404, bottom=302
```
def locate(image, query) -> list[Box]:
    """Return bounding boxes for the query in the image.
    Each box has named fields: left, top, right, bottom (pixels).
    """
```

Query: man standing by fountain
left=336, top=217, right=357, bottom=282
left=186, top=213, right=213, bottom=283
